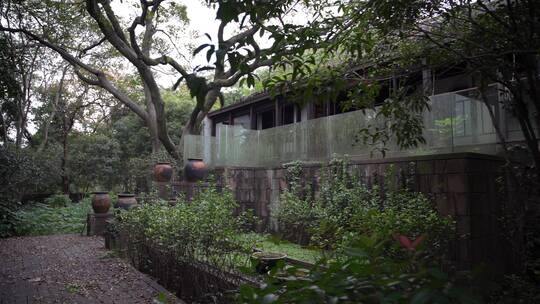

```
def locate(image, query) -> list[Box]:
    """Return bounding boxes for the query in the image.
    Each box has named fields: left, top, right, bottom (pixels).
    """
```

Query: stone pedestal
left=155, top=181, right=170, bottom=200
left=87, top=213, right=113, bottom=236
left=171, top=181, right=212, bottom=201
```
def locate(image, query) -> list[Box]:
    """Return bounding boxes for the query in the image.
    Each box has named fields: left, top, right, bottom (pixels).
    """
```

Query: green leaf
left=206, top=45, right=215, bottom=62
left=193, top=43, right=210, bottom=56
left=411, top=289, right=434, bottom=304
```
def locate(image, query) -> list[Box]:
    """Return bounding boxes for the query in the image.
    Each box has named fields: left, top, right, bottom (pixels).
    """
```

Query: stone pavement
left=0, top=234, right=182, bottom=304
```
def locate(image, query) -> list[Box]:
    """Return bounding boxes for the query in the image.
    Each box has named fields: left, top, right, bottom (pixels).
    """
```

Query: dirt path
left=0, top=234, right=182, bottom=304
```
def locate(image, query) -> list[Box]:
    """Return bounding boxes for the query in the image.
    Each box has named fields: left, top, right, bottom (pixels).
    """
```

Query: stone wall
left=172, top=152, right=513, bottom=272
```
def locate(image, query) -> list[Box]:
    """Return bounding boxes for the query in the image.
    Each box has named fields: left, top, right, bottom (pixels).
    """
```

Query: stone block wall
left=172, top=152, right=512, bottom=272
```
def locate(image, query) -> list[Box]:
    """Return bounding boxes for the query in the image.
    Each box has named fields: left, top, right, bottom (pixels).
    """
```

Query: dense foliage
left=0, top=85, right=193, bottom=237
left=0, top=144, right=62, bottom=197
left=275, top=159, right=454, bottom=258
left=12, top=196, right=90, bottom=236
left=111, top=185, right=260, bottom=301
left=0, top=145, right=62, bottom=237
left=117, top=186, right=254, bottom=267
left=237, top=234, right=479, bottom=304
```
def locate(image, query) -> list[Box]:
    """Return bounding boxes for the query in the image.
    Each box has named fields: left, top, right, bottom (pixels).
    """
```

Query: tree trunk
left=143, top=83, right=162, bottom=154
left=184, top=89, right=220, bottom=135
left=61, top=134, right=69, bottom=194
left=150, top=121, right=161, bottom=154
left=15, top=116, right=22, bottom=147
left=0, top=113, right=7, bottom=143
left=179, top=89, right=220, bottom=161
left=39, top=66, right=68, bottom=152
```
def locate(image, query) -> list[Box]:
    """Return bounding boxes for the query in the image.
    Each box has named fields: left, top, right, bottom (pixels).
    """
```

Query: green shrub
left=310, top=158, right=382, bottom=249
left=45, top=194, right=72, bottom=207
left=0, top=199, right=21, bottom=238
left=117, top=184, right=256, bottom=270
left=344, top=189, right=454, bottom=259
left=0, top=145, right=62, bottom=199
left=108, top=191, right=119, bottom=207
left=13, top=198, right=91, bottom=236
left=274, top=189, right=317, bottom=245
left=490, top=274, right=540, bottom=303
left=275, top=157, right=454, bottom=256
left=237, top=234, right=480, bottom=304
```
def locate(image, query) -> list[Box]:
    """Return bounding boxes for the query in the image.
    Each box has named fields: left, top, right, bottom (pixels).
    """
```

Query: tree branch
left=80, top=37, right=106, bottom=54
left=99, top=0, right=128, bottom=43
left=212, top=58, right=273, bottom=87
left=222, top=25, right=260, bottom=48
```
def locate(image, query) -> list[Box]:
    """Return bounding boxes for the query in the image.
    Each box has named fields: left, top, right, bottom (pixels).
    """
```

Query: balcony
left=184, top=87, right=512, bottom=168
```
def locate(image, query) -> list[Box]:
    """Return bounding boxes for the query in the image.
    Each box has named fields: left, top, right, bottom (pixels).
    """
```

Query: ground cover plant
left=242, top=233, right=323, bottom=264
left=13, top=195, right=91, bottom=236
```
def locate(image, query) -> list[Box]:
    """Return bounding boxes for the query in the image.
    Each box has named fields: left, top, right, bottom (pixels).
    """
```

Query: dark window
left=314, top=102, right=326, bottom=118
left=258, top=109, right=275, bottom=130
left=397, top=71, right=422, bottom=96
left=434, top=62, right=472, bottom=94
left=436, top=62, right=468, bottom=78
left=282, top=104, right=295, bottom=125
left=332, top=91, right=356, bottom=114
left=212, top=119, right=229, bottom=136
left=374, top=79, right=391, bottom=105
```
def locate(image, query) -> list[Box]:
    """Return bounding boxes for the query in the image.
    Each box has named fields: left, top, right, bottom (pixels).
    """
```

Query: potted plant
left=251, top=251, right=287, bottom=274
left=154, top=162, right=173, bottom=182
left=184, top=158, right=208, bottom=182
left=152, top=151, right=175, bottom=182
left=116, top=193, right=137, bottom=210
left=91, top=191, right=111, bottom=213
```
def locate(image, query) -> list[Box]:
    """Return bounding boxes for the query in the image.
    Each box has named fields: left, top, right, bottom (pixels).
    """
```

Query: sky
left=109, top=0, right=310, bottom=76
left=111, top=0, right=220, bottom=67
left=107, top=0, right=282, bottom=89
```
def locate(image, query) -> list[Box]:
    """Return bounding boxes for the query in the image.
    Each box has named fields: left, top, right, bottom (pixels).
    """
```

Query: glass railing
left=184, top=87, right=508, bottom=168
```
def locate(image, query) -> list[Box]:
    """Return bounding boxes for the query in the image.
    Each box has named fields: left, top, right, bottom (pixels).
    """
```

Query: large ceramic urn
left=92, top=192, right=111, bottom=214
left=184, top=158, right=208, bottom=182
left=116, top=194, right=137, bottom=210
left=154, top=162, right=173, bottom=182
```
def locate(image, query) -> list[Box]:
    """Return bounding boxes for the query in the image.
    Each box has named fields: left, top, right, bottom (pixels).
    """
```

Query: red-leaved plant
left=393, top=234, right=426, bottom=251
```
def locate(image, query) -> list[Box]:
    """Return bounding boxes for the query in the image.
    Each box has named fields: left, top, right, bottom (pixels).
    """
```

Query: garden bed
left=241, top=233, right=323, bottom=265
left=106, top=229, right=322, bottom=303
left=10, top=195, right=91, bottom=236
left=105, top=160, right=456, bottom=303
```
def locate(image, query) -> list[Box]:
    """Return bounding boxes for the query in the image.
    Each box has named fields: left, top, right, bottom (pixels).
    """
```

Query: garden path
left=0, top=234, right=182, bottom=304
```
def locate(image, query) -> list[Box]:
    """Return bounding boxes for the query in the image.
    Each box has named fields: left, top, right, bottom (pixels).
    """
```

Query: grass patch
left=14, top=198, right=92, bottom=236
left=241, top=233, right=323, bottom=264
left=66, top=283, right=82, bottom=294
